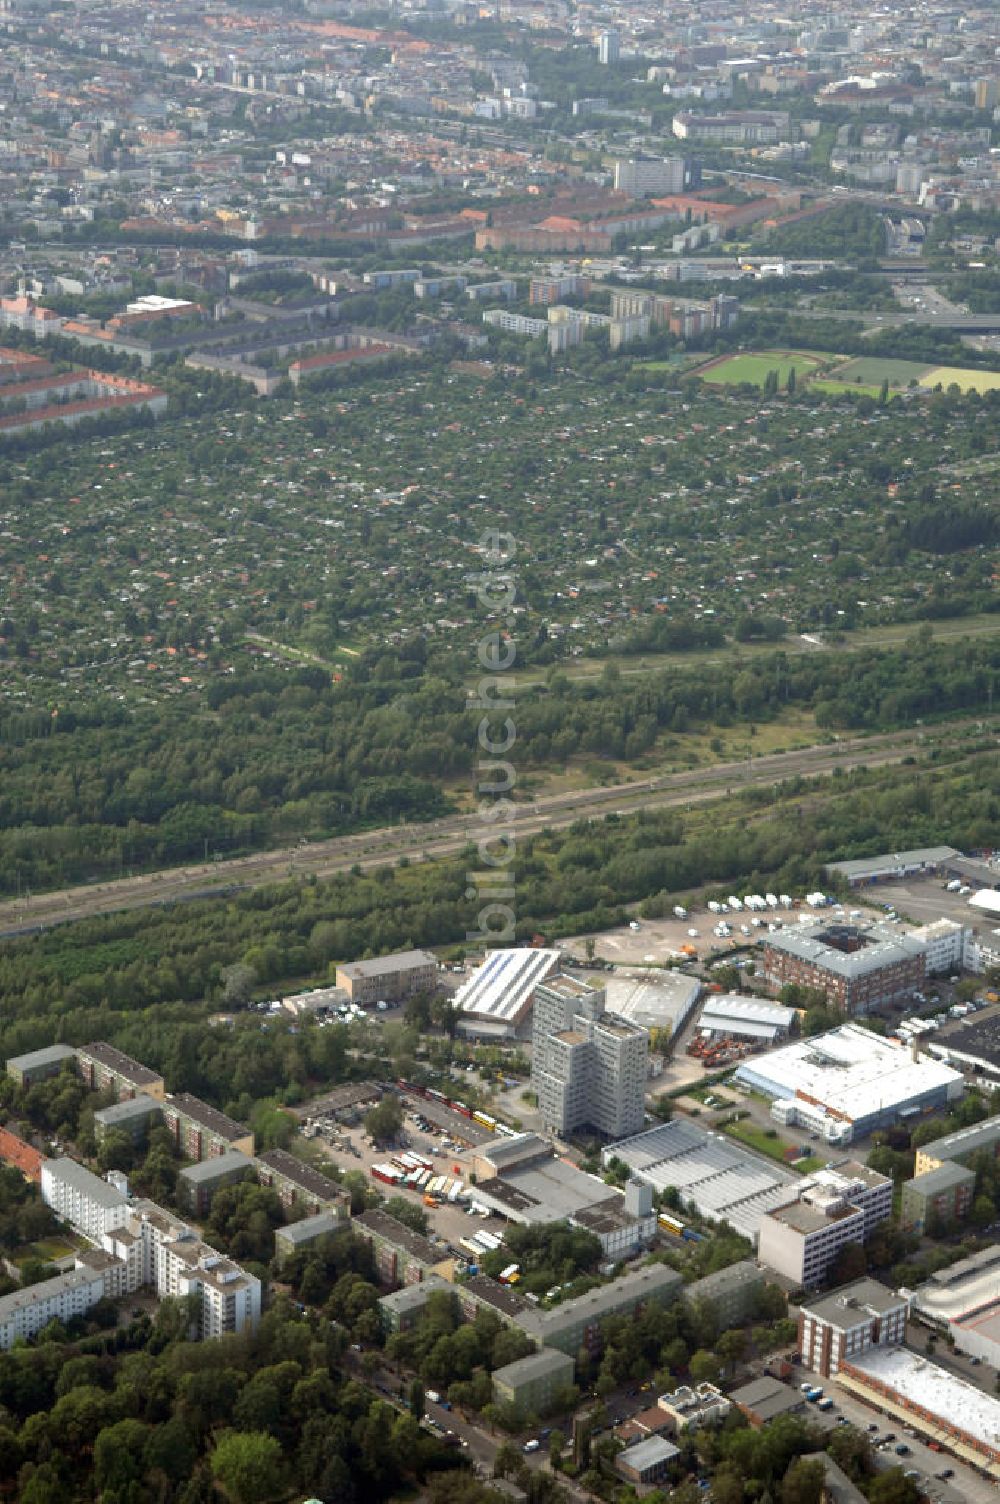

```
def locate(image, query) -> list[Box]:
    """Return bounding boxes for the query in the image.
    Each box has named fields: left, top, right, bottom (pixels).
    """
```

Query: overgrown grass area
left=724, top=1116, right=824, bottom=1174
left=14, top=1236, right=81, bottom=1265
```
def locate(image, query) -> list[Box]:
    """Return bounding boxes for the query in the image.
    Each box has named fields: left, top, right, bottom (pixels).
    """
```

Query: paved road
left=353, top=1354, right=591, bottom=1500
left=0, top=722, right=981, bottom=939
left=776, top=304, right=1000, bottom=334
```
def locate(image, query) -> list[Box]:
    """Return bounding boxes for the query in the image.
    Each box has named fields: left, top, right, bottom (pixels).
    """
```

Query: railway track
left=0, top=723, right=988, bottom=939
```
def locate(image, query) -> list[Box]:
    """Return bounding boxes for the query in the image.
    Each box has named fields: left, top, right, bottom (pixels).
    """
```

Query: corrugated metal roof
left=455, top=948, right=561, bottom=1023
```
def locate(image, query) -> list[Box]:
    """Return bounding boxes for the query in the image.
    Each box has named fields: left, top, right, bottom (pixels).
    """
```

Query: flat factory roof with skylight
left=602, top=1119, right=797, bottom=1243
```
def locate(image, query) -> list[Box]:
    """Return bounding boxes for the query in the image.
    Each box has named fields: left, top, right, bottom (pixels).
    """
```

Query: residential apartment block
left=613, top=155, right=688, bottom=196
left=76, top=1042, right=165, bottom=1101
left=515, top=1263, right=683, bottom=1356
left=41, top=1157, right=260, bottom=1340
left=609, top=289, right=739, bottom=337
left=913, top=1114, right=1000, bottom=1177
left=275, top=1211, right=349, bottom=1269
left=798, top=1280, right=908, bottom=1378
left=379, top=1275, right=455, bottom=1333
left=529, top=275, right=587, bottom=305
left=0, top=1268, right=106, bottom=1351
left=532, top=976, right=648, bottom=1140
left=5, top=1043, right=77, bottom=1087
left=335, top=949, right=437, bottom=1007
left=482, top=309, right=548, bottom=338
left=94, top=1093, right=163, bottom=1146
left=255, top=1148, right=348, bottom=1218
left=178, top=1150, right=256, bottom=1215
left=685, top=1261, right=765, bottom=1329
left=138, top=1201, right=261, bottom=1339
left=901, top=1161, right=976, bottom=1234
left=492, top=1347, right=575, bottom=1411
left=162, top=1093, right=254, bottom=1160
left=353, top=1208, right=453, bottom=1286
left=41, top=1158, right=130, bottom=1244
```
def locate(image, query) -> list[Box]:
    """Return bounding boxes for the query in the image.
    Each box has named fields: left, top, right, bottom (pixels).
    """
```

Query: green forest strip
left=1, top=632, right=999, bottom=899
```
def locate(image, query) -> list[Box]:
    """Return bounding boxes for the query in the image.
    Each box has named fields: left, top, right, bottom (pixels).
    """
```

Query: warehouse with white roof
left=454, top=948, right=561, bottom=1038
left=838, top=1347, right=1000, bottom=1477
left=912, top=1246, right=1000, bottom=1370
left=599, top=968, right=701, bottom=1040
left=734, top=1024, right=964, bottom=1142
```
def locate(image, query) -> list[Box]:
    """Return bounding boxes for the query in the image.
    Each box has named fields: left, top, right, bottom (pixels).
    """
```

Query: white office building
left=909, top=919, right=968, bottom=976
left=757, top=1163, right=893, bottom=1288
left=613, top=156, right=687, bottom=196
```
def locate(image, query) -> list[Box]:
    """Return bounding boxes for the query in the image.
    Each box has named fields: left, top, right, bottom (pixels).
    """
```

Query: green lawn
left=697, top=350, right=827, bottom=388
left=817, top=357, right=1000, bottom=396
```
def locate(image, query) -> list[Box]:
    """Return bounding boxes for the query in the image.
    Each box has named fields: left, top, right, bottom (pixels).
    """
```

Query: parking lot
left=854, top=876, right=986, bottom=932
left=561, top=913, right=744, bottom=967
left=813, top=1380, right=998, bottom=1504
left=305, top=1099, right=510, bottom=1255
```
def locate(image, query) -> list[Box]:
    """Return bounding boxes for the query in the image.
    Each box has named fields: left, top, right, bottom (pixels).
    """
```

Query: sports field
left=695, top=350, right=827, bottom=387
